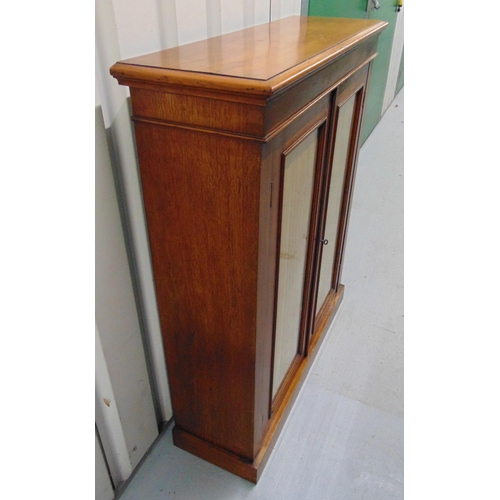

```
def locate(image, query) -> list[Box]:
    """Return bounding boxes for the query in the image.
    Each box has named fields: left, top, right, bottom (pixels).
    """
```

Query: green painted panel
left=396, top=46, right=404, bottom=94
left=309, top=0, right=399, bottom=144
left=308, top=0, right=368, bottom=19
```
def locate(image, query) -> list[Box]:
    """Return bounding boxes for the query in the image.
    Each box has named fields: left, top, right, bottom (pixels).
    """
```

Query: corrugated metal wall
left=95, top=1, right=303, bottom=495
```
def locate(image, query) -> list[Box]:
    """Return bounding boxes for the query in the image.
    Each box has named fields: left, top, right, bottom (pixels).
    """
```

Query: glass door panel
left=273, top=130, right=318, bottom=398
left=316, top=93, right=356, bottom=315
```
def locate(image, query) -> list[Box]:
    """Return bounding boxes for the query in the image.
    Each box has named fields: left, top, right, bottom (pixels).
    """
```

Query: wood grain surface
left=110, top=16, right=387, bottom=97
left=110, top=15, right=387, bottom=482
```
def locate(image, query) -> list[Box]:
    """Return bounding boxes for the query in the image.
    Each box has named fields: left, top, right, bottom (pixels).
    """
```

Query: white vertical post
left=95, top=431, right=115, bottom=500
left=95, top=325, right=132, bottom=485
left=96, top=0, right=173, bottom=424
left=382, top=5, right=404, bottom=114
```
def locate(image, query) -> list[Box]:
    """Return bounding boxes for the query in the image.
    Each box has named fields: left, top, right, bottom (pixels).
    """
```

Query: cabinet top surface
left=110, top=16, right=387, bottom=96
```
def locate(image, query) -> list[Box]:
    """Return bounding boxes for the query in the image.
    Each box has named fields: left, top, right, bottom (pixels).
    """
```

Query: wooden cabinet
left=110, top=16, right=387, bottom=483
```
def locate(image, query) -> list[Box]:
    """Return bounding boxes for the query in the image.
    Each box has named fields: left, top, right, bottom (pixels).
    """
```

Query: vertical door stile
left=313, top=81, right=367, bottom=335
left=270, top=118, right=327, bottom=411
left=331, top=87, right=365, bottom=293
left=308, top=89, right=339, bottom=341
left=303, top=114, right=331, bottom=357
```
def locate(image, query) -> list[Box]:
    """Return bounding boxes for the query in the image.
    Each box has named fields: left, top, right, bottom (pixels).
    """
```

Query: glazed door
left=271, top=119, right=327, bottom=409
left=272, top=129, right=318, bottom=400
left=270, top=76, right=367, bottom=409
left=313, top=80, right=367, bottom=330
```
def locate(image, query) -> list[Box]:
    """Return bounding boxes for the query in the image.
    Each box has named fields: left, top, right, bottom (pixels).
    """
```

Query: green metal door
left=309, top=0, right=402, bottom=144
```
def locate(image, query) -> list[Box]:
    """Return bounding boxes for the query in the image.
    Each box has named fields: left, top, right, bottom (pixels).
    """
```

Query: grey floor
left=118, top=89, right=404, bottom=500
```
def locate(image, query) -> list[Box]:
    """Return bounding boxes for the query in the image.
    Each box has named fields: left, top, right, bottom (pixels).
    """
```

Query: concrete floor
left=118, top=88, right=404, bottom=500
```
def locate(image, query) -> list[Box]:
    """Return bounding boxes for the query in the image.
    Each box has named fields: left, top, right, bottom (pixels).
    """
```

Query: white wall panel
left=271, top=0, right=282, bottom=20
left=382, top=5, right=404, bottom=113
left=206, top=0, right=222, bottom=37
left=95, top=325, right=132, bottom=484
left=221, top=0, right=245, bottom=34
left=95, top=0, right=128, bottom=126
left=96, top=106, right=158, bottom=471
left=255, top=0, right=272, bottom=25
left=243, top=0, right=256, bottom=28
left=112, top=0, right=162, bottom=58
left=271, top=0, right=300, bottom=21
left=175, top=0, right=208, bottom=45
left=281, top=0, right=301, bottom=18
left=96, top=0, right=173, bottom=432
left=95, top=431, right=115, bottom=500
left=156, top=0, right=179, bottom=49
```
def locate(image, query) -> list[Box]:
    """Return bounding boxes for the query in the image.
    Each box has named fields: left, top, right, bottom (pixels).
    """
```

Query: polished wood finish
left=110, top=16, right=387, bottom=483
left=111, top=16, right=386, bottom=98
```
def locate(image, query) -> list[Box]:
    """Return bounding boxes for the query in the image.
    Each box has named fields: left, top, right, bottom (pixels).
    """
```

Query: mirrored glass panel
left=316, top=94, right=356, bottom=315
left=272, top=130, right=318, bottom=398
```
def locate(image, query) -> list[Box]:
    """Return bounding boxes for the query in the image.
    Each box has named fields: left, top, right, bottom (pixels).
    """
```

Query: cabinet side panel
left=134, top=122, right=261, bottom=460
